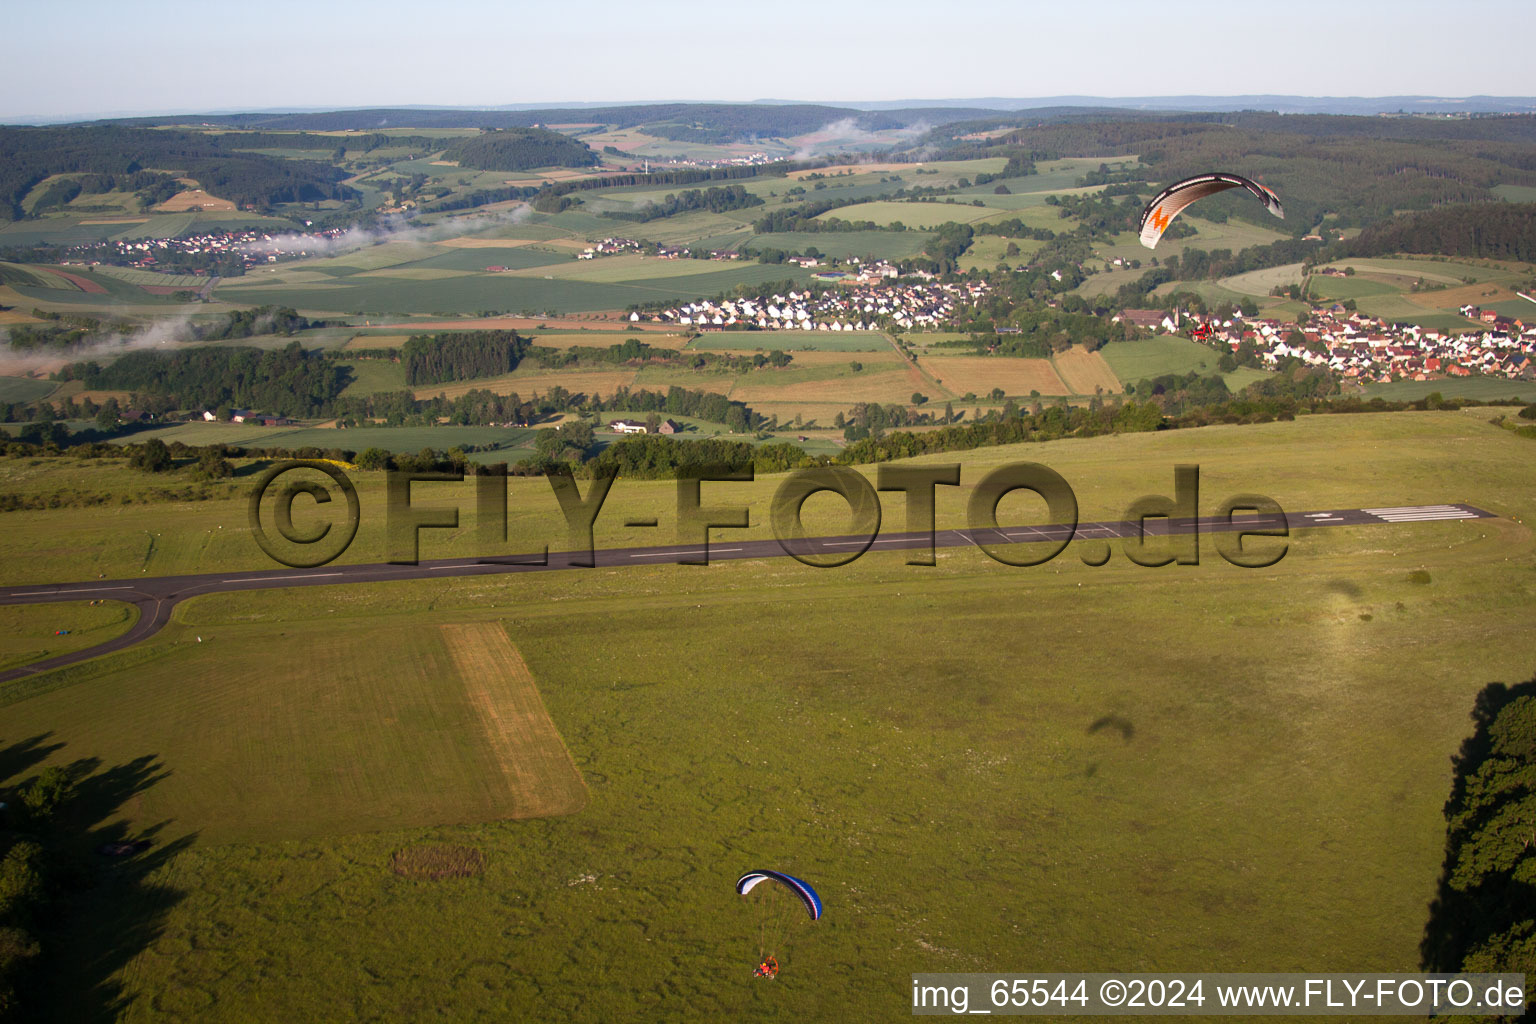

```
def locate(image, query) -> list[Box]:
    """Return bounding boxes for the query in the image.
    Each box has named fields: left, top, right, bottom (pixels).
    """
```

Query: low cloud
left=791, top=118, right=932, bottom=162
left=0, top=311, right=205, bottom=377
left=241, top=203, right=532, bottom=258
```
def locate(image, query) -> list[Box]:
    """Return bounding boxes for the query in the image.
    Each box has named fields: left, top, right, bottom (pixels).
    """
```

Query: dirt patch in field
left=440, top=623, right=586, bottom=819
left=391, top=844, right=485, bottom=879
left=921, top=355, right=1069, bottom=396
left=1052, top=347, right=1121, bottom=395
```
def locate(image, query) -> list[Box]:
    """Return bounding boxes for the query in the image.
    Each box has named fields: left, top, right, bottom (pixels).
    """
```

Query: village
left=1122, top=303, right=1536, bottom=383
left=631, top=269, right=989, bottom=332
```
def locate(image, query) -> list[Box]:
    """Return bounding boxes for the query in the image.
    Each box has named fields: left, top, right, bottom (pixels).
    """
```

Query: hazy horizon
left=8, top=0, right=1534, bottom=122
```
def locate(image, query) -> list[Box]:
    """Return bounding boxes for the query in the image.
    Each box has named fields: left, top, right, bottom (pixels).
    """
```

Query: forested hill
left=897, top=114, right=1536, bottom=232
left=439, top=128, right=599, bottom=171
left=1335, top=202, right=1536, bottom=262
left=0, top=126, right=355, bottom=221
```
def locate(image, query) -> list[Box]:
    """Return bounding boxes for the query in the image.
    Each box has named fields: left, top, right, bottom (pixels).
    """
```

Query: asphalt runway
left=0, top=503, right=1497, bottom=683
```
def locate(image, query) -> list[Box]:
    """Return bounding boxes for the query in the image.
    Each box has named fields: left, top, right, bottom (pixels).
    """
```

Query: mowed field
left=1, top=411, right=1534, bottom=1020
left=0, top=619, right=584, bottom=843
left=1051, top=347, right=1120, bottom=395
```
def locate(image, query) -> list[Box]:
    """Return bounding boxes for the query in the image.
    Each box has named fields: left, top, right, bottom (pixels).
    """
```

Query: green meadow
left=1, top=411, right=1533, bottom=1020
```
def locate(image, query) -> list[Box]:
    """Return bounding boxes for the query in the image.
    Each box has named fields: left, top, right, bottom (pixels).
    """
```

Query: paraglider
left=1138, top=173, right=1284, bottom=249
left=737, top=870, right=821, bottom=977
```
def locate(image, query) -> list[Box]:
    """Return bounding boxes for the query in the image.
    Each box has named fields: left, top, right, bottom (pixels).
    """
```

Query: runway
left=0, top=503, right=1497, bottom=683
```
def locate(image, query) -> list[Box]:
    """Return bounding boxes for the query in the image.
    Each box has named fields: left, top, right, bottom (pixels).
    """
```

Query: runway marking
left=628, top=547, right=742, bottom=558
left=223, top=572, right=344, bottom=583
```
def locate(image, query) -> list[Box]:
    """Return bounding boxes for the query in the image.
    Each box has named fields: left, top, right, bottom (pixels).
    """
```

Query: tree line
left=601, top=184, right=763, bottom=223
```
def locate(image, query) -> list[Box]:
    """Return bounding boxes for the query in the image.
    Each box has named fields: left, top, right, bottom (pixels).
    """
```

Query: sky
left=6, top=0, right=1533, bottom=121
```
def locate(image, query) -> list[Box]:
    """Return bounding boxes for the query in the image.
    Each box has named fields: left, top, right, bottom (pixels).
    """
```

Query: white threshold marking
left=224, top=572, right=344, bottom=583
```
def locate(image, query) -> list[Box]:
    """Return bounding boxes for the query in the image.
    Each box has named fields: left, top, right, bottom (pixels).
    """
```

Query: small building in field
left=657, top=419, right=682, bottom=434
left=610, top=419, right=648, bottom=434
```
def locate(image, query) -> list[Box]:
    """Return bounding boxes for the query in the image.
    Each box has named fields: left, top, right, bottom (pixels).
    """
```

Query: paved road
left=0, top=503, right=1497, bottom=683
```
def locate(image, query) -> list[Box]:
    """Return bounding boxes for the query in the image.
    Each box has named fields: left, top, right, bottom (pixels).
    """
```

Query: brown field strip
left=921, top=355, right=1069, bottom=397
left=1052, top=347, right=1121, bottom=394
left=440, top=623, right=587, bottom=819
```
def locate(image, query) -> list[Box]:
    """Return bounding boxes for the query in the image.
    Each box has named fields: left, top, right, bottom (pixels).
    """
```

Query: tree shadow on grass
left=1, top=744, right=197, bottom=1023
left=1419, top=675, right=1536, bottom=988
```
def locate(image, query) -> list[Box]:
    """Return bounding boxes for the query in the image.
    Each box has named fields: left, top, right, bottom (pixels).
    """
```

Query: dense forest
left=1332, top=202, right=1536, bottom=262
left=57, top=342, right=347, bottom=417
left=0, top=126, right=356, bottom=221
left=400, top=331, right=532, bottom=386
left=1419, top=678, right=1536, bottom=982
left=438, top=128, right=599, bottom=171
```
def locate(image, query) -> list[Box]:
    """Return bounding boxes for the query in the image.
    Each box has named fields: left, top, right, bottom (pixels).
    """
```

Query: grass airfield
left=1, top=410, right=1534, bottom=1020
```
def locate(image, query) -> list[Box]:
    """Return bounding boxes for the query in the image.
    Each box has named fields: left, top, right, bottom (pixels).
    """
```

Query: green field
left=1358, top=376, right=1535, bottom=403
left=0, top=600, right=139, bottom=671
left=746, top=231, right=934, bottom=261
left=336, top=358, right=408, bottom=396
left=0, top=376, right=58, bottom=403
left=216, top=262, right=814, bottom=316
left=0, top=411, right=1533, bottom=1020
left=100, top=422, right=538, bottom=458
left=1097, top=336, right=1223, bottom=381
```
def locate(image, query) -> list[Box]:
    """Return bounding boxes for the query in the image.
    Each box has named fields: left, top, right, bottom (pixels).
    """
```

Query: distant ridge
left=5, top=95, right=1535, bottom=127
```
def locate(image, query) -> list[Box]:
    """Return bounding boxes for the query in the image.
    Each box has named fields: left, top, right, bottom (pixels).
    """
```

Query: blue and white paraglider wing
left=736, top=870, right=823, bottom=921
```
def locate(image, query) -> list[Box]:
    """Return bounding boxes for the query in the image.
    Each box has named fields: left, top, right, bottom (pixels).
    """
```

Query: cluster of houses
left=632, top=271, right=989, bottom=333
left=577, top=237, right=644, bottom=259
left=609, top=418, right=683, bottom=435
left=1123, top=305, right=1536, bottom=383
left=575, top=237, right=724, bottom=261
left=202, top=409, right=298, bottom=427
left=62, top=226, right=357, bottom=272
